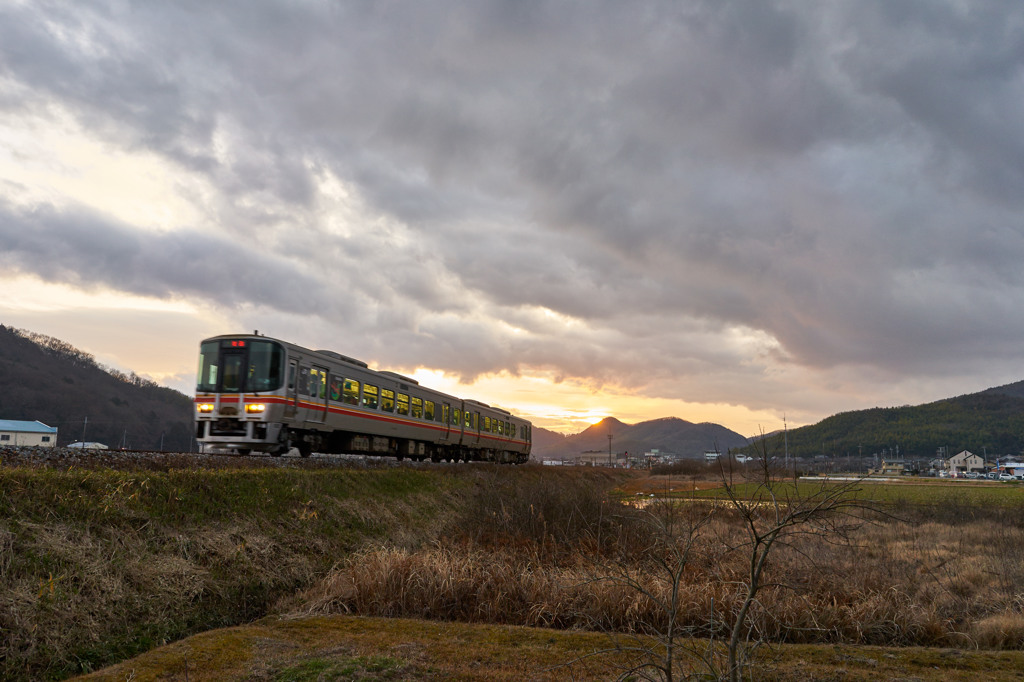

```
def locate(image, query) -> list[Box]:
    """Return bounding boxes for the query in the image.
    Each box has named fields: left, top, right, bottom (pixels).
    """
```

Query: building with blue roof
left=0, top=420, right=58, bottom=447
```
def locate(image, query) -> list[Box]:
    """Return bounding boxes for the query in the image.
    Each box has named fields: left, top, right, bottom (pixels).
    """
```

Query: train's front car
left=194, top=335, right=288, bottom=454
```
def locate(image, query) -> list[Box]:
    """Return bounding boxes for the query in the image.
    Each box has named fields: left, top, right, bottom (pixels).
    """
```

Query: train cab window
left=381, top=389, right=395, bottom=412
left=362, top=384, right=379, bottom=409
left=412, top=397, right=423, bottom=419
left=424, top=400, right=435, bottom=421
left=453, top=408, right=461, bottom=426
left=343, top=379, right=360, bottom=405
left=329, top=377, right=343, bottom=401
left=396, top=393, right=409, bottom=416
left=247, top=341, right=283, bottom=391
left=197, top=339, right=284, bottom=393
left=220, top=352, right=244, bottom=392
left=197, top=349, right=219, bottom=391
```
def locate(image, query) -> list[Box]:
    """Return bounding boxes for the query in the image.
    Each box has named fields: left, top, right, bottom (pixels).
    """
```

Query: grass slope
left=70, top=614, right=1024, bottom=682
left=0, top=464, right=458, bottom=680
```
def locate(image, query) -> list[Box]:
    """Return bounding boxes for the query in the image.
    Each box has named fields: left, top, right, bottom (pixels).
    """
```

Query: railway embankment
left=0, top=456, right=629, bottom=681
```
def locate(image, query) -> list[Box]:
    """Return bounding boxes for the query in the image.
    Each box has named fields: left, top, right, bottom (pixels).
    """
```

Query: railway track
left=0, top=445, right=436, bottom=470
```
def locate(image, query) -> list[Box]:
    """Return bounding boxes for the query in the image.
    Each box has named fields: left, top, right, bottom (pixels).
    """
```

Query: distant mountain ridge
left=743, top=379, right=1024, bottom=460
left=0, top=325, right=195, bottom=450
left=531, top=416, right=750, bottom=459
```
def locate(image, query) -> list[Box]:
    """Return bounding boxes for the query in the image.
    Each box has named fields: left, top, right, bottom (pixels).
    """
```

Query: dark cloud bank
left=3, top=0, right=1024, bottom=420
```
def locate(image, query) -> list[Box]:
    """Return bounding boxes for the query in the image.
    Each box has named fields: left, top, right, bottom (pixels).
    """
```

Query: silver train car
left=194, top=334, right=532, bottom=463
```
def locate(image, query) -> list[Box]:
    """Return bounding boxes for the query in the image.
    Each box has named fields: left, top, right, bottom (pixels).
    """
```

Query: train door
left=439, top=403, right=452, bottom=442
left=452, top=404, right=463, bottom=445
left=308, top=365, right=329, bottom=423
left=285, top=359, right=298, bottom=418
left=470, top=411, right=481, bottom=445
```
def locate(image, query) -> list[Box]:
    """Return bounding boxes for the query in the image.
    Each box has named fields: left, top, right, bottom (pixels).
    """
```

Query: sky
left=2, top=1, right=1024, bottom=436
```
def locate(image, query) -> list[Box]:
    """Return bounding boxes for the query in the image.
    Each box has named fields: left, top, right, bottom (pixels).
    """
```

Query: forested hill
left=748, top=382, right=1024, bottom=460
left=0, top=325, right=194, bottom=450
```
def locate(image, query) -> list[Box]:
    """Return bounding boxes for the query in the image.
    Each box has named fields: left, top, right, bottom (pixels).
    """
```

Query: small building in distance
left=946, top=450, right=985, bottom=474
left=870, top=459, right=906, bottom=476
left=0, top=420, right=58, bottom=447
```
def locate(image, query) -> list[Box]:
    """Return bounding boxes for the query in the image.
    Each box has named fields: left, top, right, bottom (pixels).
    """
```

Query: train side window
left=381, top=389, right=395, bottom=412
left=453, top=408, right=461, bottom=426
left=412, top=396, right=423, bottom=419
left=442, top=404, right=449, bottom=424
left=396, top=393, right=409, bottom=416
left=472, top=412, right=479, bottom=430
left=343, top=379, right=360, bottom=405
left=484, top=416, right=491, bottom=432
left=312, top=368, right=327, bottom=398
left=464, top=411, right=471, bottom=428
left=362, top=384, right=379, bottom=409
left=298, top=367, right=310, bottom=396
left=329, top=377, right=342, bottom=401
left=288, top=362, right=296, bottom=391
left=424, top=400, right=435, bottom=421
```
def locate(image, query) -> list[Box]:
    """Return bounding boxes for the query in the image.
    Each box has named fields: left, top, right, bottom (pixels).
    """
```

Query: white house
left=946, top=450, right=984, bottom=474
left=0, top=420, right=58, bottom=447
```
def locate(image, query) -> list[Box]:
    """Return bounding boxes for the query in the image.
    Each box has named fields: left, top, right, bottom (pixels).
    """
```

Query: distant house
left=947, top=450, right=984, bottom=474
left=0, top=420, right=58, bottom=447
left=871, top=459, right=906, bottom=476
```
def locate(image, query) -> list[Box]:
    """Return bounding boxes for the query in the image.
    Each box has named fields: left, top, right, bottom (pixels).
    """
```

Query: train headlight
left=245, top=404, right=266, bottom=414
left=197, top=403, right=214, bottom=413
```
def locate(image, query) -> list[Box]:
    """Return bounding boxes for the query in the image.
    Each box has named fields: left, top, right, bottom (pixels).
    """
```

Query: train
left=193, top=333, right=532, bottom=463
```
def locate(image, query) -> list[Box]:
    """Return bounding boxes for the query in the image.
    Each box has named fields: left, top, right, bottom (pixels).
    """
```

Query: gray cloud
left=3, top=0, right=1024, bottom=422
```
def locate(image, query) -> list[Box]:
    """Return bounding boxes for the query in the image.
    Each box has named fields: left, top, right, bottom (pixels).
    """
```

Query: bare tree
left=568, top=436, right=871, bottom=681
left=716, top=447, right=869, bottom=681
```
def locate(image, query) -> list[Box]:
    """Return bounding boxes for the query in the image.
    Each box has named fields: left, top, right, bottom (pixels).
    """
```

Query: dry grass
left=294, top=498, right=1024, bottom=652
left=9, top=461, right=1024, bottom=680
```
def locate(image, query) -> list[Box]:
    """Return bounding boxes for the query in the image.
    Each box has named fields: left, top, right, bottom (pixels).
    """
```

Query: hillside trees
left=0, top=325, right=194, bottom=450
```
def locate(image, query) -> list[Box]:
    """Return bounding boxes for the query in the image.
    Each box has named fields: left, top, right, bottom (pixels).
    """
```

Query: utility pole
left=607, top=432, right=613, bottom=468
left=783, top=414, right=789, bottom=469
left=81, top=416, right=88, bottom=444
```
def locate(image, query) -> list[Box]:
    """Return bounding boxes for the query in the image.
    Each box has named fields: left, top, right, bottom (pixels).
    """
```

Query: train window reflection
left=363, top=384, right=379, bottom=409
left=222, top=354, right=244, bottom=392
left=197, top=341, right=219, bottom=392
left=247, top=341, right=283, bottom=391
left=343, top=379, right=360, bottom=405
